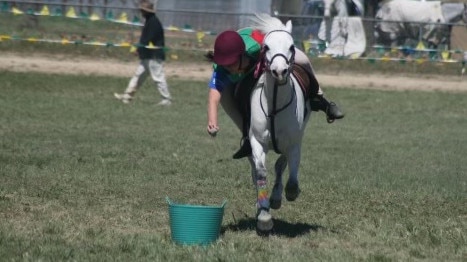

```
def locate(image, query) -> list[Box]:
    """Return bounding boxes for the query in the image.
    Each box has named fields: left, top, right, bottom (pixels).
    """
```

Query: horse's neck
left=442, top=3, right=466, bottom=23
left=262, top=72, right=295, bottom=107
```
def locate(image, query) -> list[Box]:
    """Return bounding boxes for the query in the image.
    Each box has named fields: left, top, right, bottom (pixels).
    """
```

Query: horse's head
left=253, top=14, right=295, bottom=83
left=263, top=25, right=295, bottom=83
left=442, top=3, right=467, bottom=24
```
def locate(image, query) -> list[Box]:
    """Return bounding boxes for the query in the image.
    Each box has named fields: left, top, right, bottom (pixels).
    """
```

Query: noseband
left=254, top=30, right=295, bottom=79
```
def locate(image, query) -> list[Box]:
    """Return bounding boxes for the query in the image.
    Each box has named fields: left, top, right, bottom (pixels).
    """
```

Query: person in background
left=205, top=29, right=344, bottom=159
left=114, top=0, right=172, bottom=106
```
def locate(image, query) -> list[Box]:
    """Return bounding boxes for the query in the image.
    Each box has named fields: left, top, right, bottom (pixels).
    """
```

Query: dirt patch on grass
left=1, top=52, right=466, bottom=92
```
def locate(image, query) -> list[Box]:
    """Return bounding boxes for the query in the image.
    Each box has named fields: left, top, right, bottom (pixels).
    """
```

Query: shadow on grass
left=222, top=217, right=329, bottom=238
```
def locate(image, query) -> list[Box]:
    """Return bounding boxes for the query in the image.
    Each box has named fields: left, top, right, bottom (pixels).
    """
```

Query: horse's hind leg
left=270, top=155, right=287, bottom=210
left=285, top=146, right=301, bottom=201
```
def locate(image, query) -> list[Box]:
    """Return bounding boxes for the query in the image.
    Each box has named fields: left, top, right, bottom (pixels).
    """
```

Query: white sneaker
left=114, top=93, right=132, bottom=104
left=157, top=99, right=172, bottom=106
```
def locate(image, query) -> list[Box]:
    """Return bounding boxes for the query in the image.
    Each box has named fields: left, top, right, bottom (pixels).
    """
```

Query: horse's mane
left=250, top=13, right=286, bottom=34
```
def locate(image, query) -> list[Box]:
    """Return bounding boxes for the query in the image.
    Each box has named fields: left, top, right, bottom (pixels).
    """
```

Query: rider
left=206, top=29, right=344, bottom=159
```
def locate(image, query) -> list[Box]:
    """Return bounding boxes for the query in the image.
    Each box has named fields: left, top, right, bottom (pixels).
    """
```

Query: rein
left=254, top=29, right=297, bottom=154
left=259, top=74, right=296, bottom=155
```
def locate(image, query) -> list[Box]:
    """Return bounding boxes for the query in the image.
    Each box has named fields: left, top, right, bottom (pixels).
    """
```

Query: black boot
left=310, top=95, right=344, bottom=123
left=232, top=138, right=252, bottom=159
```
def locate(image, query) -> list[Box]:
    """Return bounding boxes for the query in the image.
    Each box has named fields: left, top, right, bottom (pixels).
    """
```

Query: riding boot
left=233, top=113, right=252, bottom=159
left=310, top=95, right=345, bottom=123
left=232, top=138, right=252, bottom=159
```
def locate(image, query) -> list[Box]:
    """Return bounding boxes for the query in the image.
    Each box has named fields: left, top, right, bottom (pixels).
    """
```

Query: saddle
left=291, top=63, right=319, bottom=99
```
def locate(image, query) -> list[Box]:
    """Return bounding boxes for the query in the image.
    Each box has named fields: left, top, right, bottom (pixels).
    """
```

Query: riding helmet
left=213, top=30, right=245, bottom=66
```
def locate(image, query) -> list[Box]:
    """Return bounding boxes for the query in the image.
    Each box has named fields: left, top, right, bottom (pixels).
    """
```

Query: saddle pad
left=292, top=64, right=312, bottom=98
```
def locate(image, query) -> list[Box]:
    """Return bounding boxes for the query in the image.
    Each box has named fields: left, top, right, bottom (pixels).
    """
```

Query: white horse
left=375, top=0, right=467, bottom=48
left=323, top=0, right=364, bottom=17
left=248, top=14, right=313, bottom=232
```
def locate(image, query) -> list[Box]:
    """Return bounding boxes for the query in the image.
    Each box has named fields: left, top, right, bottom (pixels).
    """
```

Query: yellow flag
left=147, top=42, right=156, bottom=49
left=40, top=6, right=49, bottom=16
left=117, top=12, right=128, bottom=23
left=416, top=41, right=426, bottom=50
left=0, top=35, right=11, bottom=41
left=441, top=51, right=450, bottom=61
left=66, top=7, right=77, bottom=18
left=120, top=42, right=131, bottom=47
left=89, top=13, right=100, bottom=21
left=302, top=41, right=311, bottom=53
left=167, top=26, right=180, bottom=31
left=61, top=39, right=70, bottom=45
left=129, top=46, right=137, bottom=53
left=12, top=7, right=24, bottom=15
left=27, top=37, right=38, bottom=42
left=196, top=31, right=205, bottom=43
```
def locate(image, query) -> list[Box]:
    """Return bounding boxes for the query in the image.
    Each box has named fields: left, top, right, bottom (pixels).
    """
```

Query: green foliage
left=0, top=71, right=466, bottom=261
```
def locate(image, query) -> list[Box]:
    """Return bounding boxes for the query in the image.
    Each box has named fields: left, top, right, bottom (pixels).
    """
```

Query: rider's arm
left=207, top=70, right=228, bottom=136
left=207, top=88, right=221, bottom=136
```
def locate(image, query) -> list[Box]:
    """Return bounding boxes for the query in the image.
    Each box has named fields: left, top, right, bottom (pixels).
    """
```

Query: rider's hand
left=207, top=125, right=219, bottom=137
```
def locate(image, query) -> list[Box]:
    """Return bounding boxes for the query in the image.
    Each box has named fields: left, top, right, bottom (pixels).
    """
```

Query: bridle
left=255, top=29, right=297, bottom=154
left=261, top=30, right=296, bottom=79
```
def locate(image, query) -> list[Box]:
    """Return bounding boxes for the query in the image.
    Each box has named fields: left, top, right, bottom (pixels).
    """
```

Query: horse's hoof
left=257, top=209, right=273, bottom=232
left=269, top=198, right=282, bottom=209
left=285, top=182, right=301, bottom=201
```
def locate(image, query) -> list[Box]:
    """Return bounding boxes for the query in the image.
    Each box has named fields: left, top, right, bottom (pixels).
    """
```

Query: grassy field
left=0, top=70, right=466, bottom=261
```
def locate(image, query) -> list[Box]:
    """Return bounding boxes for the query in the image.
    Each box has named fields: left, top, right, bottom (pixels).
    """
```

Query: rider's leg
left=309, top=90, right=345, bottom=123
left=294, top=48, right=344, bottom=123
left=219, top=83, right=252, bottom=159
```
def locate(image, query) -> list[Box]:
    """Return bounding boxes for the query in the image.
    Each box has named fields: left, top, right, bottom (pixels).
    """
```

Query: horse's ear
left=285, top=20, right=293, bottom=33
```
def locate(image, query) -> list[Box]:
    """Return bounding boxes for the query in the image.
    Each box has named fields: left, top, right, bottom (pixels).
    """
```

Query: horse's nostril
left=282, top=69, right=288, bottom=75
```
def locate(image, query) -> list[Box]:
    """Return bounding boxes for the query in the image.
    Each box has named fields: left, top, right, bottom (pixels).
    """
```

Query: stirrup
left=325, top=102, right=344, bottom=124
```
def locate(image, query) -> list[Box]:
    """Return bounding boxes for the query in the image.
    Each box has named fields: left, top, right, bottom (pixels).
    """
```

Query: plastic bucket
left=166, top=197, right=227, bottom=246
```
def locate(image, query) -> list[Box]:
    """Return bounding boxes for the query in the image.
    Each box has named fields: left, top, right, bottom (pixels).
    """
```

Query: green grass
left=0, top=71, right=466, bottom=261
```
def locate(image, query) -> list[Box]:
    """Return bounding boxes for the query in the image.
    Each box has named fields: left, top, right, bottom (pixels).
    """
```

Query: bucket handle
left=220, top=199, right=228, bottom=208
left=166, top=196, right=227, bottom=208
left=165, top=196, right=172, bottom=205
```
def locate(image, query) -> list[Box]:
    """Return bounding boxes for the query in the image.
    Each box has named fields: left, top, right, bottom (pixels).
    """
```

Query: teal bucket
left=166, top=197, right=227, bottom=246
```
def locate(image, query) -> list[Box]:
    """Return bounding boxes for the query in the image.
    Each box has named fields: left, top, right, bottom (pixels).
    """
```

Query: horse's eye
left=263, top=45, right=270, bottom=51
left=289, top=45, right=295, bottom=53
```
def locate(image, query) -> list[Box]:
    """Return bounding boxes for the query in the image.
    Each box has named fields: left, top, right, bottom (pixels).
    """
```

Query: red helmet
left=213, top=30, right=245, bottom=66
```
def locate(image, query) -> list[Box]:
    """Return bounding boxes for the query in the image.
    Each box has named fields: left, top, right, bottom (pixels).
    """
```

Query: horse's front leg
left=285, top=145, right=301, bottom=201
left=250, top=136, right=273, bottom=232
left=270, top=155, right=287, bottom=210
